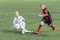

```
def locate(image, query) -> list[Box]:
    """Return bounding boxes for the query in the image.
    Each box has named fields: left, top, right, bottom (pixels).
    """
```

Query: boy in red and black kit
left=35, top=4, right=56, bottom=34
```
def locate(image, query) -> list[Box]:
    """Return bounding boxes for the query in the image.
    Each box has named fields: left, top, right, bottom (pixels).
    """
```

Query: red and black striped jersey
left=42, top=8, right=52, bottom=21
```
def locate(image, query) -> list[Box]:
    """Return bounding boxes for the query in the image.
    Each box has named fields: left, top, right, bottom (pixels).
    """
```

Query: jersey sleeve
left=20, top=16, right=25, bottom=21
left=13, top=18, right=16, bottom=25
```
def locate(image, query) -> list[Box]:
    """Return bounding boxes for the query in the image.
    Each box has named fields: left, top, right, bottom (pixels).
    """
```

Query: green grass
left=0, top=0, right=60, bottom=40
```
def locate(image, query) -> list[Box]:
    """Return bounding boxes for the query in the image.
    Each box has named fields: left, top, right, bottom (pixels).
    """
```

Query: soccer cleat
left=52, top=25, right=56, bottom=30
left=34, top=25, right=42, bottom=34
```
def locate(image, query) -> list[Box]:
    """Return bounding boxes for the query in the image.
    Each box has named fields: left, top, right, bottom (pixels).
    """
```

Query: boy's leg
left=21, top=27, right=33, bottom=34
left=20, top=22, right=25, bottom=34
left=13, top=24, right=20, bottom=30
left=48, top=20, right=56, bottom=30
left=22, top=22, right=33, bottom=33
left=34, top=21, right=44, bottom=34
left=21, top=22, right=33, bottom=34
left=21, top=28, right=25, bottom=34
left=49, top=24, right=56, bottom=30
left=24, top=28, right=33, bottom=33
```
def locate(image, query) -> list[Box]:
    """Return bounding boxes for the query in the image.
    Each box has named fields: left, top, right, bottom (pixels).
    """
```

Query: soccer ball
left=13, top=24, right=20, bottom=30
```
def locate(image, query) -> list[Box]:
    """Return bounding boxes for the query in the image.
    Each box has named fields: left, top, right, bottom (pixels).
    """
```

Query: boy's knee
left=13, top=24, right=20, bottom=30
left=40, top=21, right=44, bottom=25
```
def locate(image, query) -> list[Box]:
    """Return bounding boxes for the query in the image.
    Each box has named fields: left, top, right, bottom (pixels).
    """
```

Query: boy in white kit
left=13, top=11, right=33, bottom=34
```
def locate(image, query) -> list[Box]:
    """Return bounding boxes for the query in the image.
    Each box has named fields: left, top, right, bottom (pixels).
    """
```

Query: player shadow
left=0, top=29, right=49, bottom=36
left=0, top=29, right=21, bottom=34
left=33, top=33, right=48, bottom=36
left=39, top=31, right=50, bottom=36
left=39, top=34, right=48, bottom=36
left=0, top=29, right=34, bottom=35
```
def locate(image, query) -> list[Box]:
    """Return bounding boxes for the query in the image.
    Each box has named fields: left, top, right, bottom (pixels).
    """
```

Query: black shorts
left=42, top=18, right=52, bottom=26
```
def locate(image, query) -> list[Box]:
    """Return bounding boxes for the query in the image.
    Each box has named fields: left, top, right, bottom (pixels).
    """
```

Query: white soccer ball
left=13, top=24, right=20, bottom=30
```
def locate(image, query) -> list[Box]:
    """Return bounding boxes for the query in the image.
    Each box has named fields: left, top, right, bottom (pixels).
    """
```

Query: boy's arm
left=39, top=9, right=49, bottom=17
left=13, top=18, right=16, bottom=25
left=21, top=16, right=25, bottom=22
left=38, top=14, right=48, bottom=17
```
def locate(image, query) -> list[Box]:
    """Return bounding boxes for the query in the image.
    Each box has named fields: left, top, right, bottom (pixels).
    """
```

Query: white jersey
left=13, top=16, right=25, bottom=25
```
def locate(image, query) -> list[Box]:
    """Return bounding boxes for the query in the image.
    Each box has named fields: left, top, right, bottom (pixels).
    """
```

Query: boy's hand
left=38, top=14, right=43, bottom=17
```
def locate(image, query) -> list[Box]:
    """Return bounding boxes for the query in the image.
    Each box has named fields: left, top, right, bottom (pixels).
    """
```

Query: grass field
left=0, top=0, right=60, bottom=40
